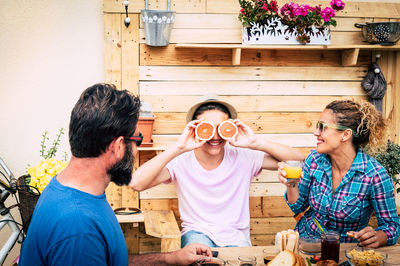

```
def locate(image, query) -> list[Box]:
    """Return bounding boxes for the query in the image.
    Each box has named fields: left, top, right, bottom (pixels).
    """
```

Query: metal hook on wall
left=124, top=0, right=130, bottom=27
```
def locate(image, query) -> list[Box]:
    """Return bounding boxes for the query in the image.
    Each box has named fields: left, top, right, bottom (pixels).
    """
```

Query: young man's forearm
left=129, top=252, right=176, bottom=266
left=252, top=136, right=305, bottom=162
left=129, top=144, right=183, bottom=191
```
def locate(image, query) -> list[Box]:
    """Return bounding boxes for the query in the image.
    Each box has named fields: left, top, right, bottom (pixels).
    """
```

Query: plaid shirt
left=286, top=148, right=400, bottom=245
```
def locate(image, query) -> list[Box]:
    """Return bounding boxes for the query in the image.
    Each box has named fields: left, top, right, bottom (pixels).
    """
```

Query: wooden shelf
left=175, top=43, right=400, bottom=66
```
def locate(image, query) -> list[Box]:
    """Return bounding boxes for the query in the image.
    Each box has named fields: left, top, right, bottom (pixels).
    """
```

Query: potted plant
left=137, top=100, right=155, bottom=147
left=371, top=141, right=400, bottom=194
left=18, top=128, right=68, bottom=233
left=238, top=0, right=345, bottom=45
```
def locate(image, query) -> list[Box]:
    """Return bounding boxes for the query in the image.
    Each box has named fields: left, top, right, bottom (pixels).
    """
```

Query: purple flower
left=321, top=7, right=336, bottom=22
left=330, top=0, right=345, bottom=11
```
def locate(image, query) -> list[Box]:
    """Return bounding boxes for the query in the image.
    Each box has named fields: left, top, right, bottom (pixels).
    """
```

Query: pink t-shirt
left=166, top=145, right=264, bottom=247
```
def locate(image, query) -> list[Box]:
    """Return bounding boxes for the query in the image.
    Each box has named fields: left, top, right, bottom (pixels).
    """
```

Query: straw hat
left=186, top=94, right=238, bottom=123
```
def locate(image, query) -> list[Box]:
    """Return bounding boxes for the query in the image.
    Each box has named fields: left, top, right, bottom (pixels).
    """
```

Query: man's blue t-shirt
left=19, top=177, right=128, bottom=266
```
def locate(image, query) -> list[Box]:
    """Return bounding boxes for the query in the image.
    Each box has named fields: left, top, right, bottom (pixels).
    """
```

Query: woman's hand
left=175, top=120, right=206, bottom=152
left=228, top=119, right=257, bottom=148
left=277, top=162, right=290, bottom=186
left=349, top=227, right=387, bottom=248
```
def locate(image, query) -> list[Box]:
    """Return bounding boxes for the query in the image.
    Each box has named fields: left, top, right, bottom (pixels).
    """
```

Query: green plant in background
left=26, top=128, right=68, bottom=193
left=370, top=141, right=400, bottom=193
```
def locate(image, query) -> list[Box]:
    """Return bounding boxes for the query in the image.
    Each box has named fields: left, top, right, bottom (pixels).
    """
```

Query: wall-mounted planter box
left=242, top=18, right=331, bottom=45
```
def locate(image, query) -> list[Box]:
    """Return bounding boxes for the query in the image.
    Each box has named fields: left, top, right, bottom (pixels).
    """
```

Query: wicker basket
left=17, top=175, right=40, bottom=235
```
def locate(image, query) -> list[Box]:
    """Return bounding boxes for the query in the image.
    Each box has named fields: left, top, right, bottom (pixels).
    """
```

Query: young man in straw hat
left=130, top=96, right=304, bottom=247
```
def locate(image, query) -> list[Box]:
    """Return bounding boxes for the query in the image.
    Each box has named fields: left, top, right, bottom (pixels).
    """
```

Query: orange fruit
left=218, top=120, right=238, bottom=140
left=195, top=121, right=216, bottom=141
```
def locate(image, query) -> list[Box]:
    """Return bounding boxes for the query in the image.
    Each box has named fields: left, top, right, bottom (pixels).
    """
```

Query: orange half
left=195, top=121, right=216, bottom=141
left=218, top=120, right=238, bottom=140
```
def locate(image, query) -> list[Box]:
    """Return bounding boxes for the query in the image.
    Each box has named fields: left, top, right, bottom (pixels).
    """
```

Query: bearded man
left=19, top=83, right=211, bottom=266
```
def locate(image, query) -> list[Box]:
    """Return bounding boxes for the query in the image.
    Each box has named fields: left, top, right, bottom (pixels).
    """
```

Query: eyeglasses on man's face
left=315, top=121, right=358, bottom=137
left=125, top=132, right=143, bottom=147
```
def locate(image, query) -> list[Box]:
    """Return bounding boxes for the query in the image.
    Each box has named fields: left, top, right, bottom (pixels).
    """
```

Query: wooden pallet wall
left=104, top=0, right=400, bottom=253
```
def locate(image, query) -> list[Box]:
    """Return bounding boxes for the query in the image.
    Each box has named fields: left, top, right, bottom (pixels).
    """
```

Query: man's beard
left=107, top=142, right=134, bottom=186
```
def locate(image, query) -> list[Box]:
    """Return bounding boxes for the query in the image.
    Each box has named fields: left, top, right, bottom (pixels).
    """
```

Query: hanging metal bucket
left=141, top=0, right=175, bottom=46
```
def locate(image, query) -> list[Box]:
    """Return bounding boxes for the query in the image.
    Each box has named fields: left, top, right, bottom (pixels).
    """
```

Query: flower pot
left=137, top=117, right=155, bottom=147
left=242, top=18, right=331, bottom=45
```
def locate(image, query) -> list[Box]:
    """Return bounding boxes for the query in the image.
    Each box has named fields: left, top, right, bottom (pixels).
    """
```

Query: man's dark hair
left=192, top=103, right=231, bottom=120
left=69, top=83, right=141, bottom=158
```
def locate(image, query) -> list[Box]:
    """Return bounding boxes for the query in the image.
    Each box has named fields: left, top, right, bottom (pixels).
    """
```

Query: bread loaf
left=274, top=230, right=299, bottom=253
left=267, top=250, right=296, bottom=266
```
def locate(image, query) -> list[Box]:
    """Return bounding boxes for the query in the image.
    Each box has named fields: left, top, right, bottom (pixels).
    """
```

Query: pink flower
left=321, top=7, right=335, bottom=22
left=310, top=5, right=322, bottom=15
left=262, top=3, right=269, bottom=11
left=299, top=4, right=311, bottom=16
left=240, top=8, right=245, bottom=15
left=270, top=0, right=278, bottom=13
left=330, top=0, right=345, bottom=11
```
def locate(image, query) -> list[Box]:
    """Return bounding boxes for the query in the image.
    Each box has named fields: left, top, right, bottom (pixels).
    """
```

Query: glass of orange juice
left=283, top=160, right=304, bottom=183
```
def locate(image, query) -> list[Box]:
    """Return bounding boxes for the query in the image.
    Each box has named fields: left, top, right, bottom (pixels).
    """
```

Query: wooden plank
left=121, top=223, right=140, bottom=254
left=144, top=210, right=181, bottom=238
left=139, top=14, right=371, bottom=32
left=104, top=13, right=122, bottom=88
left=138, top=133, right=317, bottom=150
left=104, top=0, right=206, bottom=13
left=250, top=197, right=294, bottom=218
left=251, top=234, right=276, bottom=246
left=250, top=217, right=297, bottom=234
left=121, top=14, right=139, bottom=94
left=104, top=0, right=400, bottom=18
left=140, top=81, right=366, bottom=96
left=104, top=0, right=144, bottom=13
left=121, top=186, right=139, bottom=208
left=116, top=212, right=144, bottom=223
left=140, top=95, right=366, bottom=112
left=395, top=52, right=400, bottom=143
left=138, top=224, right=161, bottom=254
left=140, top=182, right=286, bottom=199
left=140, top=44, right=372, bottom=66
left=105, top=182, right=123, bottom=209
left=152, top=112, right=320, bottom=134
left=342, top=48, right=360, bottom=66
left=232, top=48, right=241, bottom=65
left=140, top=29, right=365, bottom=45
left=139, top=66, right=366, bottom=81
left=206, top=1, right=400, bottom=18
left=141, top=197, right=296, bottom=218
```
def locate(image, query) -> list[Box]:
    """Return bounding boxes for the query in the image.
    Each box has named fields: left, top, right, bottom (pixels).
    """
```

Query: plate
left=344, top=247, right=387, bottom=266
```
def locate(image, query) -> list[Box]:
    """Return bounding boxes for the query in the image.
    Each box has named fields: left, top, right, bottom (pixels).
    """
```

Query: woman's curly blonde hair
left=325, top=100, right=388, bottom=155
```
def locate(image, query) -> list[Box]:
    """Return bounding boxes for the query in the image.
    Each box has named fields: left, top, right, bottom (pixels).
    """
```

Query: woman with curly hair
left=278, top=100, right=400, bottom=247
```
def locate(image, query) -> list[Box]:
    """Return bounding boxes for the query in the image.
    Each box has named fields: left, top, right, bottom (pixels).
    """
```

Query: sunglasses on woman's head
left=125, top=132, right=143, bottom=146
left=315, top=121, right=358, bottom=137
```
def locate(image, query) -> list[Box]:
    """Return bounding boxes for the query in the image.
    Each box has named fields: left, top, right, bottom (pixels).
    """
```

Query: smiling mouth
left=206, top=140, right=225, bottom=146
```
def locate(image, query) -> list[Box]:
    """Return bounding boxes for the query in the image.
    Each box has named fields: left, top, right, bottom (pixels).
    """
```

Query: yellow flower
left=27, top=158, right=68, bottom=193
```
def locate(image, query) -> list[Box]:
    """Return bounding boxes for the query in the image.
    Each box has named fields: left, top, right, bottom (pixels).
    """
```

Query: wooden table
left=116, top=210, right=181, bottom=252
left=213, top=244, right=400, bottom=265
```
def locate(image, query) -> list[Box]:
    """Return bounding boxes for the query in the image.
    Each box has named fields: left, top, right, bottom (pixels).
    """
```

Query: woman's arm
left=360, top=168, right=400, bottom=247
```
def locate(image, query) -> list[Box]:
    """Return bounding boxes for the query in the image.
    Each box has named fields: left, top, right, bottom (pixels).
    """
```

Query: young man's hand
left=228, top=119, right=257, bottom=148
left=176, top=120, right=206, bottom=152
